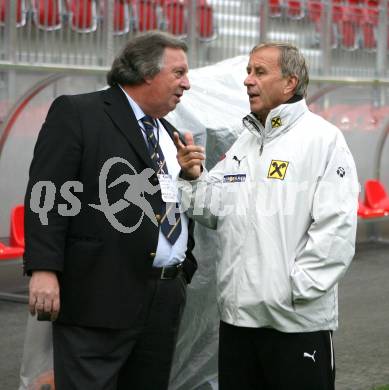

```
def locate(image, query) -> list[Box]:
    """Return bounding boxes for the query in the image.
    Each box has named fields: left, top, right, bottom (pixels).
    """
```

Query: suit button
left=155, top=214, right=161, bottom=223
left=150, top=252, right=156, bottom=258
left=151, top=176, right=159, bottom=185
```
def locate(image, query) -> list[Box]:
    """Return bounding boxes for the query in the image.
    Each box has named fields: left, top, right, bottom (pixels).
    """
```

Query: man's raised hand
left=174, top=131, right=205, bottom=180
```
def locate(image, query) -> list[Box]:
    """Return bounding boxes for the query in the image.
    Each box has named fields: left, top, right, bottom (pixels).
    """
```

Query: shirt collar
left=118, top=85, right=147, bottom=122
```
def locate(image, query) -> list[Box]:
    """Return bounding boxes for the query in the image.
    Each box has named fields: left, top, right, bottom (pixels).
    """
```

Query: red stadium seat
left=364, top=180, right=389, bottom=211
left=0, top=0, right=27, bottom=27
left=360, top=2, right=379, bottom=49
left=365, top=0, right=379, bottom=11
left=10, top=205, right=24, bottom=248
left=287, top=1, right=305, bottom=19
left=269, top=0, right=282, bottom=17
left=135, top=0, right=158, bottom=32
left=307, top=1, right=339, bottom=47
left=343, top=3, right=364, bottom=24
left=0, top=205, right=25, bottom=260
left=32, top=0, right=62, bottom=30
left=163, top=0, right=186, bottom=36
left=339, top=20, right=357, bottom=49
left=0, top=242, right=24, bottom=260
left=332, top=0, right=344, bottom=26
left=197, top=0, right=215, bottom=40
left=338, top=4, right=363, bottom=49
left=361, top=26, right=376, bottom=50
left=358, top=200, right=387, bottom=219
left=66, top=0, right=97, bottom=32
left=99, top=0, right=133, bottom=34
left=307, top=0, right=323, bottom=23
left=114, top=0, right=130, bottom=35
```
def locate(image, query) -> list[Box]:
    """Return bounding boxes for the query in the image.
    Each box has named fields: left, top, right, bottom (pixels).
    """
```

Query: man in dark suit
left=24, top=31, right=197, bottom=390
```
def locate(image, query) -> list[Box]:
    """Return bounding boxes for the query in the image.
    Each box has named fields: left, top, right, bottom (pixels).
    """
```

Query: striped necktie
left=141, top=115, right=182, bottom=245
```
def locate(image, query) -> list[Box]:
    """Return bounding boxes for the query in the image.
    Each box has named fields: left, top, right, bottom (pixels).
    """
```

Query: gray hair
left=250, top=42, right=309, bottom=96
left=107, top=31, right=188, bottom=87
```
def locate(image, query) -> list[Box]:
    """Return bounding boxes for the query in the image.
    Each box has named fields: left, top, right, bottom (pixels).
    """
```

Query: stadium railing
left=0, top=0, right=387, bottom=76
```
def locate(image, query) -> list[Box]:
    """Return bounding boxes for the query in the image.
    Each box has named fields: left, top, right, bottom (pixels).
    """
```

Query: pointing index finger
left=183, top=132, right=195, bottom=146
left=173, top=132, right=185, bottom=150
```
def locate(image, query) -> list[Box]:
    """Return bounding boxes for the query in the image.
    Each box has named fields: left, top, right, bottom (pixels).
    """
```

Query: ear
left=144, top=77, right=153, bottom=85
left=284, top=75, right=298, bottom=95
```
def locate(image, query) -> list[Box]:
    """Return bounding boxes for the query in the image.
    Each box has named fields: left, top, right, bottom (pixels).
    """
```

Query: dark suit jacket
left=24, top=85, right=197, bottom=329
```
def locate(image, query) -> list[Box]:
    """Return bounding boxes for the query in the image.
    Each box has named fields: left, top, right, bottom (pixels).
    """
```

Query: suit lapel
left=102, top=85, right=154, bottom=168
left=160, top=118, right=186, bottom=146
left=160, top=118, right=176, bottom=142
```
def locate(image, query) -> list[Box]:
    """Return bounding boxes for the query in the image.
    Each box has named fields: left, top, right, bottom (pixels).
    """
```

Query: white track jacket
left=179, top=99, right=359, bottom=332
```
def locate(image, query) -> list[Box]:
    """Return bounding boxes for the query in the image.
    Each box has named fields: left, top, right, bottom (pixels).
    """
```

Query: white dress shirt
left=120, top=86, right=188, bottom=267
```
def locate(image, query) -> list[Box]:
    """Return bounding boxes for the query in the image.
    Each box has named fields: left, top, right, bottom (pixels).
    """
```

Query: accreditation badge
left=158, top=174, right=178, bottom=202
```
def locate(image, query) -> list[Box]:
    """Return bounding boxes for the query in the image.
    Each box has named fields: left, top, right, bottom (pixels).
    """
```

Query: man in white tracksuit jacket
left=174, top=42, right=359, bottom=390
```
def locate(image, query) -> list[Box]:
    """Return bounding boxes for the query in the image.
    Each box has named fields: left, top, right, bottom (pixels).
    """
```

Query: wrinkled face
left=244, top=47, right=293, bottom=123
left=146, top=48, right=190, bottom=117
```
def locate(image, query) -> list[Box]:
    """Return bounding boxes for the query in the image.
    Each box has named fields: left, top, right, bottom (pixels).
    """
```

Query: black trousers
left=218, top=321, right=335, bottom=390
left=52, top=275, right=187, bottom=390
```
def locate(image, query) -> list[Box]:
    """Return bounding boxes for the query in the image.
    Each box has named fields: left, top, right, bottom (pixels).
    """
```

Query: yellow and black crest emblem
left=271, top=116, right=282, bottom=128
left=267, top=160, right=289, bottom=180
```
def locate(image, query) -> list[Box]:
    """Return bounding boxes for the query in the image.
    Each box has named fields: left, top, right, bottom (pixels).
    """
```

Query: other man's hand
left=29, top=271, right=60, bottom=321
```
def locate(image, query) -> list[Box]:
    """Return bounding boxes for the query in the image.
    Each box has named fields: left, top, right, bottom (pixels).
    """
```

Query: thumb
left=184, top=132, right=195, bottom=146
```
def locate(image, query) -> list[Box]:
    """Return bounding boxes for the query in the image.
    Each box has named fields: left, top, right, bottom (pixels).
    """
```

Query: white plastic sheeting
left=19, top=55, right=251, bottom=390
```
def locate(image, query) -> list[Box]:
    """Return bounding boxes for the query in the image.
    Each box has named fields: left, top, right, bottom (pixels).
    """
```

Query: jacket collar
left=264, top=98, right=307, bottom=138
left=245, top=99, right=308, bottom=148
left=101, top=85, right=156, bottom=168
